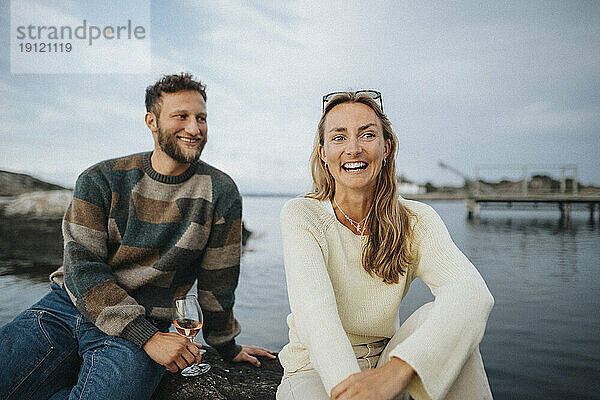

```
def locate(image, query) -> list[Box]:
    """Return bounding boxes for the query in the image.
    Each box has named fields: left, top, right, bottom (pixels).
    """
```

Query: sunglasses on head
left=322, top=90, right=383, bottom=112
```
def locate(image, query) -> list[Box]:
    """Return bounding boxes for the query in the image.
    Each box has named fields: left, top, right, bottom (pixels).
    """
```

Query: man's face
left=153, top=90, right=207, bottom=164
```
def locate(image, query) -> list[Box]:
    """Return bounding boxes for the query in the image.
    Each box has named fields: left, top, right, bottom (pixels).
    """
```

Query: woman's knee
left=276, top=378, right=294, bottom=400
left=277, top=369, right=329, bottom=400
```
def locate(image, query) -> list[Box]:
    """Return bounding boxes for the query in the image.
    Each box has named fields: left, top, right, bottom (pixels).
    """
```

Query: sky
left=1, top=0, right=599, bottom=195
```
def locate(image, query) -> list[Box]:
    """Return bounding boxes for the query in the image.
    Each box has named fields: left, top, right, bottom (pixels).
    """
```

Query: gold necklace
left=333, top=198, right=371, bottom=236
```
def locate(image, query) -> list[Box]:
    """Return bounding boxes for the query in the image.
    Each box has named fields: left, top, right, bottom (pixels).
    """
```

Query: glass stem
left=188, top=337, right=196, bottom=364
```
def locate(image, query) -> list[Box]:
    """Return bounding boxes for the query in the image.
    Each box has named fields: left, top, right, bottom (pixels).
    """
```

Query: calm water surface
left=1, top=197, right=599, bottom=399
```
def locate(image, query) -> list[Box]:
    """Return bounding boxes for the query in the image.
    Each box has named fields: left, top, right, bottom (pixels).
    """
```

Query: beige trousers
left=276, top=303, right=492, bottom=400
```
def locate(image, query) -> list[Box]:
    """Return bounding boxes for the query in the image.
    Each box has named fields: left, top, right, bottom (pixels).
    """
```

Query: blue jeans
left=0, top=283, right=165, bottom=400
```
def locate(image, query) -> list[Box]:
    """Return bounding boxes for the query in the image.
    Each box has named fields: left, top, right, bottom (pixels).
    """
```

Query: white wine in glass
left=173, top=294, right=210, bottom=376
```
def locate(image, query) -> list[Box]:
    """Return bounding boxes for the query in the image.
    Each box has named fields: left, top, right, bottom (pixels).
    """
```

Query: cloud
left=151, top=55, right=191, bottom=77
left=1, top=1, right=599, bottom=189
left=505, top=102, right=600, bottom=134
left=11, top=0, right=81, bottom=27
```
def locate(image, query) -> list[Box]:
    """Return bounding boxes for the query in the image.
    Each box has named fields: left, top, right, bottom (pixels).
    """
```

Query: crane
left=437, top=161, right=493, bottom=194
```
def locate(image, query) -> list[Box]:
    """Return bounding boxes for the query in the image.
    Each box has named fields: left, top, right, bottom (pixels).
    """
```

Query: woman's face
left=320, top=102, right=390, bottom=196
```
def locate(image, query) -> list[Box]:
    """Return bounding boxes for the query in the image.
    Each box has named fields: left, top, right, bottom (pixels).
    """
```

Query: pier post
left=522, top=167, right=528, bottom=195
left=566, top=203, right=572, bottom=223
left=559, top=203, right=565, bottom=218
left=466, top=199, right=480, bottom=219
left=589, top=203, right=597, bottom=223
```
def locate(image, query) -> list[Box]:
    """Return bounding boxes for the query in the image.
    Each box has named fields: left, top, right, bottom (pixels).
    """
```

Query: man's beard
left=157, top=125, right=206, bottom=164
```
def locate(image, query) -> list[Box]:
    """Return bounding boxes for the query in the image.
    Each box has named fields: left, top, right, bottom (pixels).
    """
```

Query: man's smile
left=178, top=136, right=201, bottom=144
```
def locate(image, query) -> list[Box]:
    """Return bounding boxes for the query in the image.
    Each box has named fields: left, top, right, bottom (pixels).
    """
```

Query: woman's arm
left=280, top=199, right=361, bottom=393
left=330, top=202, right=493, bottom=400
left=387, top=202, right=494, bottom=400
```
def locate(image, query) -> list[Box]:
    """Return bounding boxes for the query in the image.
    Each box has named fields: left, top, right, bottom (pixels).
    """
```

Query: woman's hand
left=330, top=357, right=415, bottom=400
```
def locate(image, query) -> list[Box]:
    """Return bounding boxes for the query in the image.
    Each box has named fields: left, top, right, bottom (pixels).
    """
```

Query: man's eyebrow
left=169, top=109, right=207, bottom=116
left=168, top=109, right=188, bottom=114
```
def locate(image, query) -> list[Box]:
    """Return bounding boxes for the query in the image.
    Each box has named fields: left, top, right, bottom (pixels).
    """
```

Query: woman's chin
left=334, top=178, right=377, bottom=193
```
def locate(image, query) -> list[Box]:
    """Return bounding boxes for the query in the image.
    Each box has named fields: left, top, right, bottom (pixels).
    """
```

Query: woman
left=276, top=91, right=494, bottom=400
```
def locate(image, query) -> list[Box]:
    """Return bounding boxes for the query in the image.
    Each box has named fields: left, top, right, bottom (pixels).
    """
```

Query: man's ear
left=145, top=112, right=158, bottom=133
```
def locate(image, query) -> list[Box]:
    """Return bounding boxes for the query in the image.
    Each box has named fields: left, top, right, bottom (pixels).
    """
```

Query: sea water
left=1, top=197, right=599, bottom=399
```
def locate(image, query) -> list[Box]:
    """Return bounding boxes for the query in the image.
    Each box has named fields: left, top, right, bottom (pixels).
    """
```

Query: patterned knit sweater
left=50, top=152, right=242, bottom=360
left=279, top=197, right=494, bottom=399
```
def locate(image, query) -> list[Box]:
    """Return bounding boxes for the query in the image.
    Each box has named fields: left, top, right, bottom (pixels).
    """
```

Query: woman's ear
left=384, top=139, right=391, bottom=159
left=319, top=145, right=327, bottom=164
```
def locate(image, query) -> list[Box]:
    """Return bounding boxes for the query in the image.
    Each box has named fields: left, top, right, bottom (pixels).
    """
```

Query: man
left=0, top=73, right=274, bottom=399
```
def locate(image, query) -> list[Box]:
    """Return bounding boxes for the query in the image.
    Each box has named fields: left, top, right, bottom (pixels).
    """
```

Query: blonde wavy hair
left=307, top=92, right=416, bottom=284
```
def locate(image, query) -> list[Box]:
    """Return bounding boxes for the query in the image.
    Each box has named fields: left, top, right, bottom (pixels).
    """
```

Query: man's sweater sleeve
left=197, top=191, right=243, bottom=361
left=280, top=199, right=361, bottom=394
left=388, top=203, right=494, bottom=400
left=62, top=172, right=158, bottom=348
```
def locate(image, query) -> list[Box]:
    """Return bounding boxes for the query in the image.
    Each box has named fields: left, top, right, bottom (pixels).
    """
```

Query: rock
left=0, top=215, right=64, bottom=279
left=3, top=190, right=73, bottom=217
left=242, top=222, right=252, bottom=246
left=0, top=170, right=66, bottom=196
left=152, top=347, right=282, bottom=400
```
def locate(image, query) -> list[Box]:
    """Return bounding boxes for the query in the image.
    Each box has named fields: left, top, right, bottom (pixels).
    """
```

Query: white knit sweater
left=278, top=197, right=494, bottom=399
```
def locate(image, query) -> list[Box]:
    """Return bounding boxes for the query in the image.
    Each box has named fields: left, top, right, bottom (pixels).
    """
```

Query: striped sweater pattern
left=50, top=152, right=242, bottom=359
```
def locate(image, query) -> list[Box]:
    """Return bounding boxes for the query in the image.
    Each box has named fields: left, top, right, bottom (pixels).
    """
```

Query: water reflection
left=468, top=215, right=587, bottom=232
left=0, top=216, right=63, bottom=282
left=1, top=201, right=599, bottom=399
left=468, top=207, right=598, bottom=231
left=417, top=201, right=600, bottom=398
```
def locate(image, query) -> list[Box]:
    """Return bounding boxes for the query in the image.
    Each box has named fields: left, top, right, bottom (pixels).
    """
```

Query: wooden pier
left=465, top=193, right=600, bottom=222
left=467, top=164, right=599, bottom=221
left=404, top=163, right=600, bottom=222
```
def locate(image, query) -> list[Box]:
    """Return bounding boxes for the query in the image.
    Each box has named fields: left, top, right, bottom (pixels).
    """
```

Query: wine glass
left=172, top=294, right=210, bottom=376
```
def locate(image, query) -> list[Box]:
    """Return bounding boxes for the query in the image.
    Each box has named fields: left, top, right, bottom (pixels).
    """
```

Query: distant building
left=397, top=175, right=426, bottom=194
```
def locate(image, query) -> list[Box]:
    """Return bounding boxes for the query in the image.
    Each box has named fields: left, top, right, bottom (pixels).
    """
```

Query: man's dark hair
left=145, top=73, right=207, bottom=116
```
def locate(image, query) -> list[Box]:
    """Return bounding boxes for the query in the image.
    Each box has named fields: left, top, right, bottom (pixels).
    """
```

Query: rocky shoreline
left=152, top=347, right=282, bottom=400
left=0, top=170, right=66, bottom=196
left=0, top=189, right=252, bottom=245
left=1, top=190, right=72, bottom=218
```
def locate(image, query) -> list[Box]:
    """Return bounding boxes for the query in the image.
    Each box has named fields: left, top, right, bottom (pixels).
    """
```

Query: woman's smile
left=341, top=161, right=368, bottom=172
